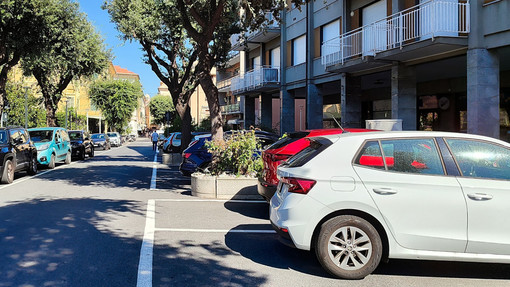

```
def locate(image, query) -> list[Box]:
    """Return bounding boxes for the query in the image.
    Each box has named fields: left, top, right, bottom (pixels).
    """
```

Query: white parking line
left=0, top=161, right=77, bottom=190
left=137, top=199, right=155, bottom=287
left=155, top=198, right=267, bottom=203
left=150, top=149, right=158, bottom=190
left=155, top=228, right=276, bottom=234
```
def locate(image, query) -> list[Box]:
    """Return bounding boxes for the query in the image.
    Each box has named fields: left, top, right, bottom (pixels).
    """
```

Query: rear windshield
left=107, top=133, right=118, bottom=137
left=29, top=130, right=53, bottom=142
left=266, top=132, right=308, bottom=150
left=91, top=134, right=104, bottom=139
left=68, top=131, right=83, bottom=140
left=286, top=137, right=333, bottom=167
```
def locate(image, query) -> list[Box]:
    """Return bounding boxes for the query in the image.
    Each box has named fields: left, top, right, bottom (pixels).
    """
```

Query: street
left=0, top=138, right=509, bottom=287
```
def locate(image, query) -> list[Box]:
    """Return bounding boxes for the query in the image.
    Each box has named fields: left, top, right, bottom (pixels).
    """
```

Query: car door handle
left=373, top=188, right=398, bottom=195
left=467, top=193, right=493, bottom=201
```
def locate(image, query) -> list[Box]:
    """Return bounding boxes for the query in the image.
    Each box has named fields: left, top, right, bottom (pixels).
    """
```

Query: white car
left=270, top=131, right=510, bottom=279
left=107, top=132, right=121, bottom=147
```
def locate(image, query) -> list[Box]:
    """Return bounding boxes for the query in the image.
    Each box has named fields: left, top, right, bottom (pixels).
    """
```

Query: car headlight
left=37, top=143, right=50, bottom=151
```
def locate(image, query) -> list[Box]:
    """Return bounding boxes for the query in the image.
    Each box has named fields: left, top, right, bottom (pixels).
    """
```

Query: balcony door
left=362, top=0, right=387, bottom=57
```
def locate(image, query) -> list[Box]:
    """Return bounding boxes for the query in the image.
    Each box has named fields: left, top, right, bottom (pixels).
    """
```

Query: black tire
left=27, top=156, right=38, bottom=175
left=1, top=159, right=14, bottom=184
left=64, top=151, right=71, bottom=164
left=79, top=147, right=86, bottom=160
left=315, top=215, right=382, bottom=280
left=89, top=146, right=95, bottom=158
left=48, top=154, right=56, bottom=169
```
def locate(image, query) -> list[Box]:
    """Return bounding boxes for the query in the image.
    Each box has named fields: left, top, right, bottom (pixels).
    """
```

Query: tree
left=56, top=107, right=87, bottom=130
left=21, top=0, right=110, bottom=127
left=89, top=79, right=142, bottom=132
left=104, top=0, right=200, bottom=151
left=4, top=83, right=46, bottom=128
left=149, top=95, right=174, bottom=126
left=0, top=0, right=49, bottom=116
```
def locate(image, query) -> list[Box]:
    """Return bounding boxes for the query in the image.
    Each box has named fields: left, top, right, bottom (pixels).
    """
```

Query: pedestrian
left=151, top=129, right=159, bottom=151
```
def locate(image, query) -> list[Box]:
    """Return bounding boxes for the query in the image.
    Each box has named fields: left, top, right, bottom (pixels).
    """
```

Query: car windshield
left=0, top=130, right=7, bottom=144
left=91, top=134, right=104, bottom=139
left=68, top=131, right=83, bottom=140
left=107, top=133, right=118, bottom=137
left=29, top=130, right=53, bottom=142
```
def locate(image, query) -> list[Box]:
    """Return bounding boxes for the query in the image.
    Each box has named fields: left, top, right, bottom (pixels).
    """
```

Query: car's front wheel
left=1, top=159, right=14, bottom=184
left=27, top=156, right=38, bottom=175
left=89, top=146, right=94, bottom=158
left=79, top=147, right=86, bottom=160
left=47, top=154, right=56, bottom=169
left=315, top=215, right=382, bottom=280
left=64, top=151, right=71, bottom=164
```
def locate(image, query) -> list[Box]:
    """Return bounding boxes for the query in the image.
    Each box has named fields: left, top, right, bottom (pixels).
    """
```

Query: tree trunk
left=199, top=73, right=223, bottom=141
left=176, top=101, right=193, bottom=153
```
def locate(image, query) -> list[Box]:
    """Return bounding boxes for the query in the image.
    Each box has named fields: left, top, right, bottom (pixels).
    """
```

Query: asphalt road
left=0, top=138, right=509, bottom=287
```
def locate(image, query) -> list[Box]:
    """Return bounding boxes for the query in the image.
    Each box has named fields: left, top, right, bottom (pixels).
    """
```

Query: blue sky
left=78, top=0, right=160, bottom=97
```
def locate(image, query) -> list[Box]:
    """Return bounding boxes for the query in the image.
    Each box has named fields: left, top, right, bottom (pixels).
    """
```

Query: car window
left=354, top=141, right=385, bottom=170
left=380, top=138, right=444, bottom=175
left=28, top=130, right=53, bottom=142
left=69, top=131, right=83, bottom=140
left=19, top=129, right=29, bottom=143
left=446, top=139, right=510, bottom=180
left=0, top=130, right=7, bottom=144
left=61, top=130, right=70, bottom=142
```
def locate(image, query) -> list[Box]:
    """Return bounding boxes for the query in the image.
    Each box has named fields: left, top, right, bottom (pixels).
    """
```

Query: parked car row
left=269, top=130, right=510, bottom=280
left=0, top=126, right=127, bottom=184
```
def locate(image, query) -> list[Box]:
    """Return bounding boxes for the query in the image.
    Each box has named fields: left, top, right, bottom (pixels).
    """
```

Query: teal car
left=28, top=127, right=72, bottom=169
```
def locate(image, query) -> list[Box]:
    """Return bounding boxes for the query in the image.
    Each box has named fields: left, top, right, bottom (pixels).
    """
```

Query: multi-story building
left=219, top=0, right=510, bottom=141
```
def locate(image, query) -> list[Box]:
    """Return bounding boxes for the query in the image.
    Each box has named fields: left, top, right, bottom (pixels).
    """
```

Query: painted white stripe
left=150, top=150, right=158, bottom=190
left=154, top=199, right=267, bottom=203
left=0, top=161, right=77, bottom=190
left=137, top=199, right=155, bottom=287
left=154, top=228, right=276, bottom=234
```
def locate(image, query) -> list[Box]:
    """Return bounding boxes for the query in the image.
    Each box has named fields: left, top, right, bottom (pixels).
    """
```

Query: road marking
left=0, top=161, right=77, bottom=190
left=137, top=199, right=155, bottom=287
left=155, top=228, right=276, bottom=234
left=150, top=149, right=158, bottom=190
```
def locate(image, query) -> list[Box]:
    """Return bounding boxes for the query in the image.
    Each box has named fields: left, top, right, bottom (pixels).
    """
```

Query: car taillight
left=272, top=154, right=291, bottom=162
left=183, top=153, right=191, bottom=159
left=281, top=177, right=316, bottom=194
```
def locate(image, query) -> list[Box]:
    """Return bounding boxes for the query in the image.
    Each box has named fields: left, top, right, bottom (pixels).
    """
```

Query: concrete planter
left=191, top=173, right=262, bottom=200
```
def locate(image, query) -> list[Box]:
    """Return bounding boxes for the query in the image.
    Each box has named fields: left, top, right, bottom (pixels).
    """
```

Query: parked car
left=91, top=133, right=111, bottom=150
left=68, top=130, right=94, bottom=160
left=179, top=130, right=279, bottom=176
left=258, top=128, right=376, bottom=202
left=28, top=127, right=72, bottom=169
left=270, top=131, right=510, bottom=280
left=107, top=132, right=122, bottom=147
left=0, top=127, right=38, bottom=184
left=164, top=132, right=210, bottom=153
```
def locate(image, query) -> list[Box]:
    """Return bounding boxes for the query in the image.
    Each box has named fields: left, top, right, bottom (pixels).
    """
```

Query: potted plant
left=191, top=130, right=264, bottom=200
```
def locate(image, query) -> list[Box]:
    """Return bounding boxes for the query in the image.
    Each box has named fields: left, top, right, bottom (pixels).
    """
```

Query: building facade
left=218, top=0, right=510, bottom=141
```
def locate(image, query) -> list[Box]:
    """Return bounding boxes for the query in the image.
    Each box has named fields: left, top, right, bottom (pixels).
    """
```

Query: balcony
left=231, top=12, right=281, bottom=51
left=221, top=103, right=242, bottom=115
left=217, top=77, right=233, bottom=93
left=231, top=66, right=280, bottom=95
left=322, top=0, right=470, bottom=73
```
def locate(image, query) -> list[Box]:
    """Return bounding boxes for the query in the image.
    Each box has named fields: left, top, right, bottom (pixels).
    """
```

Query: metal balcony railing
left=221, top=103, right=241, bottom=114
left=245, top=12, right=280, bottom=38
left=321, top=0, right=470, bottom=66
left=231, top=66, right=280, bottom=94
left=217, top=77, right=233, bottom=90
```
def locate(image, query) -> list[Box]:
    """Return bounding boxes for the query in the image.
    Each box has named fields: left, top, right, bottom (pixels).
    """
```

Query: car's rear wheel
left=1, top=159, right=14, bottom=184
left=64, top=151, right=71, bottom=164
left=48, top=154, right=56, bottom=169
left=79, top=147, right=86, bottom=160
left=315, top=215, right=382, bottom=280
left=27, top=156, right=37, bottom=175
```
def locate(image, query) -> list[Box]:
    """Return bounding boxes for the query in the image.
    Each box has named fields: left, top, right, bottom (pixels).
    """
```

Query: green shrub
left=206, top=130, right=262, bottom=177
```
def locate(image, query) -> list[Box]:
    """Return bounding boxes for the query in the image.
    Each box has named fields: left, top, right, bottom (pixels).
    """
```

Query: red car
left=257, top=128, right=377, bottom=201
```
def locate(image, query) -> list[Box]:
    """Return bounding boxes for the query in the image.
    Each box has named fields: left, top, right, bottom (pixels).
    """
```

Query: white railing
left=322, top=0, right=470, bottom=66
left=231, top=66, right=280, bottom=94
left=221, top=103, right=241, bottom=114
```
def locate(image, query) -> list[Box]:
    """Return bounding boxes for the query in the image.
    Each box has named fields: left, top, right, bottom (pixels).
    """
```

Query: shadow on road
left=0, top=198, right=143, bottom=286
left=224, top=201, right=269, bottom=220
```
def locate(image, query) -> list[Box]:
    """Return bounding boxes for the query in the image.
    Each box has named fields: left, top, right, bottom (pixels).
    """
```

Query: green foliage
left=164, top=116, right=182, bottom=135
left=4, top=84, right=46, bottom=128
left=206, top=130, right=262, bottom=177
left=89, top=79, right=142, bottom=132
left=149, top=95, right=174, bottom=126
left=21, top=0, right=110, bottom=126
left=56, top=107, right=86, bottom=130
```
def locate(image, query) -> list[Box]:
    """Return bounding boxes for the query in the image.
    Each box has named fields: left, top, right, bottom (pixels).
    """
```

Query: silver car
left=107, top=132, right=122, bottom=147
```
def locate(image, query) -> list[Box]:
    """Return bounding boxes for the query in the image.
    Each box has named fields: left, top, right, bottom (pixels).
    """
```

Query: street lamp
left=64, top=98, right=70, bottom=130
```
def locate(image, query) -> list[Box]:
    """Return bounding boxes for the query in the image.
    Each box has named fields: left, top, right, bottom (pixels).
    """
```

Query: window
left=322, top=19, right=340, bottom=45
left=355, top=141, right=385, bottom=170
left=292, top=35, right=306, bottom=65
left=446, top=139, right=510, bottom=180
left=270, top=47, right=280, bottom=68
left=380, top=139, right=444, bottom=175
